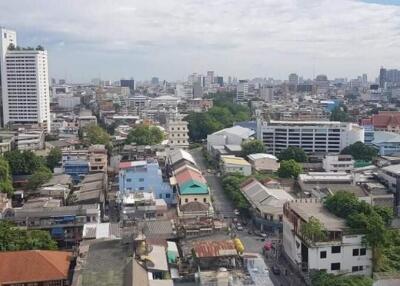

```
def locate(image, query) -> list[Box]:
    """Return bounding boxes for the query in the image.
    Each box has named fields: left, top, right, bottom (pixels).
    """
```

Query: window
left=353, top=249, right=359, bottom=256
left=352, top=266, right=364, bottom=272
left=126, top=178, right=132, bottom=182
left=331, top=246, right=341, bottom=253
left=331, top=263, right=340, bottom=271
left=203, top=198, right=207, bottom=203
left=166, top=193, right=170, bottom=198
left=194, top=198, right=197, bottom=201
left=139, top=187, right=144, bottom=190
left=360, top=248, right=366, bottom=256
left=159, top=194, right=163, bottom=198
left=139, top=178, right=144, bottom=182
left=320, top=251, right=327, bottom=259
left=185, top=198, right=188, bottom=203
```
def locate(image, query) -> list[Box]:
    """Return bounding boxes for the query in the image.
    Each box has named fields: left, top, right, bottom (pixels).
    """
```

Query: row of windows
left=320, top=247, right=366, bottom=258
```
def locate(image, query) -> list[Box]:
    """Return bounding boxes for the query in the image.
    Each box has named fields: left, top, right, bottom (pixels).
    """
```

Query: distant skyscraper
left=120, top=78, right=135, bottom=94
left=215, top=76, right=223, bottom=87
left=151, top=77, right=159, bottom=85
left=379, top=67, right=386, bottom=88
left=236, top=80, right=248, bottom=102
left=362, top=74, right=368, bottom=85
left=193, top=82, right=203, bottom=98
left=206, top=71, right=214, bottom=87
left=1, top=28, right=50, bottom=131
left=59, top=79, right=66, bottom=85
left=288, top=73, right=299, bottom=86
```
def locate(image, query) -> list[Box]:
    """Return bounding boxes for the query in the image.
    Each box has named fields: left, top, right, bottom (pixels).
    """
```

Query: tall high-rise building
left=288, top=73, right=299, bottom=86
left=215, top=76, right=223, bottom=87
left=0, top=28, right=17, bottom=127
left=151, top=77, right=159, bottom=85
left=379, top=67, right=386, bottom=88
left=206, top=71, right=214, bottom=87
left=1, top=28, right=50, bottom=131
left=120, top=78, right=135, bottom=94
left=236, top=80, right=248, bottom=102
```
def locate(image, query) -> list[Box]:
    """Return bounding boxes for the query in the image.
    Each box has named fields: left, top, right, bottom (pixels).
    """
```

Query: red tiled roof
left=175, top=168, right=206, bottom=185
left=0, top=250, right=71, bottom=284
left=193, top=240, right=237, bottom=258
left=371, top=112, right=400, bottom=128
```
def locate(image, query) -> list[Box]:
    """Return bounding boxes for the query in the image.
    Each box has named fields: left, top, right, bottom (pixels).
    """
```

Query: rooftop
left=211, top=125, right=255, bottom=139
left=287, top=200, right=346, bottom=231
left=372, top=131, right=400, bottom=144
left=193, top=239, right=237, bottom=258
left=221, top=155, right=251, bottom=166
left=382, top=164, right=400, bottom=175
left=247, top=153, right=278, bottom=161
left=0, top=250, right=71, bottom=284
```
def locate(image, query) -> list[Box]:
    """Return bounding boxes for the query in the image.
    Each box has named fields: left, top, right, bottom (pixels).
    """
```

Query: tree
left=186, top=92, right=251, bottom=142
left=0, top=157, right=13, bottom=195
left=278, top=146, right=308, bottom=162
left=46, top=147, right=62, bottom=171
left=340, top=141, right=378, bottom=161
left=126, top=124, right=164, bottom=145
left=221, top=173, right=250, bottom=211
left=27, top=166, right=52, bottom=191
left=84, top=123, right=111, bottom=145
left=4, top=150, right=44, bottom=175
left=241, top=140, right=265, bottom=157
left=324, top=191, right=360, bottom=218
left=330, top=104, right=350, bottom=122
left=0, top=221, right=57, bottom=251
left=186, top=112, right=223, bottom=142
left=311, top=271, right=373, bottom=286
left=277, top=160, right=302, bottom=178
left=300, top=217, right=327, bottom=243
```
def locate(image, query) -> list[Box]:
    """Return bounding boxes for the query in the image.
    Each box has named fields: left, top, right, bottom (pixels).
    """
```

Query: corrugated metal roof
left=193, top=240, right=237, bottom=258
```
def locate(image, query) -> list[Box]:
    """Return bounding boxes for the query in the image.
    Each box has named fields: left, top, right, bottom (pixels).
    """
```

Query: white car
left=236, top=223, right=243, bottom=231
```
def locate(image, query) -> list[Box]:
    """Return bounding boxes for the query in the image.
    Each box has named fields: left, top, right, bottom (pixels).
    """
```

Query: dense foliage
left=221, top=173, right=250, bottom=210
left=241, top=140, right=265, bottom=157
left=186, top=92, right=250, bottom=141
left=324, top=191, right=394, bottom=271
left=84, top=123, right=111, bottom=146
left=340, top=141, right=378, bottom=162
left=46, top=147, right=62, bottom=171
left=126, top=124, right=164, bottom=145
left=277, top=160, right=303, bottom=178
left=330, top=104, right=351, bottom=122
left=0, top=157, right=13, bottom=194
left=0, top=221, right=57, bottom=251
left=278, top=146, right=308, bottom=163
left=311, top=271, right=373, bottom=286
left=4, top=150, right=44, bottom=175
left=300, top=217, right=327, bottom=243
left=27, top=166, right=52, bottom=191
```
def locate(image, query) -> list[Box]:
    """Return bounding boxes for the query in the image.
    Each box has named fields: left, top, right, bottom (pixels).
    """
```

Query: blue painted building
left=371, top=131, right=400, bottom=156
left=64, top=160, right=90, bottom=183
left=119, top=160, right=174, bottom=204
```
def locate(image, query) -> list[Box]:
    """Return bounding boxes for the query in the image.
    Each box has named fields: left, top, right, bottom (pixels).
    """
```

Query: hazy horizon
left=1, top=0, right=400, bottom=82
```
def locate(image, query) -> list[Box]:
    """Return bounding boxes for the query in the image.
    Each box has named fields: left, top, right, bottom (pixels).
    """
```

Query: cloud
left=1, top=0, right=400, bottom=82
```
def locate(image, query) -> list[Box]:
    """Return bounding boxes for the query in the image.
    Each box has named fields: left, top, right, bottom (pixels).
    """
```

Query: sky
left=1, top=0, right=400, bottom=83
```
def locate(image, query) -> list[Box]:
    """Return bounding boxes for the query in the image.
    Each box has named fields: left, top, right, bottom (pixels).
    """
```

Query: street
left=190, top=148, right=235, bottom=218
left=189, top=147, right=306, bottom=286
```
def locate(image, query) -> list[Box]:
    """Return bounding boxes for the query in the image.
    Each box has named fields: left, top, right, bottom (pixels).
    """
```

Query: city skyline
left=1, top=0, right=400, bottom=82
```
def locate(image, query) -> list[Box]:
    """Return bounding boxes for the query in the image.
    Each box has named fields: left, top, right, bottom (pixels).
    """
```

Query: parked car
left=236, top=223, right=243, bottom=231
left=271, top=266, right=281, bottom=275
left=234, top=209, right=240, bottom=216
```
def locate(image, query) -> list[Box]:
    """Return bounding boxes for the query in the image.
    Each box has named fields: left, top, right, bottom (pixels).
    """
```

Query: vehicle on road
left=236, top=223, right=243, bottom=231
left=234, top=209, right=240, bottom=216
left=271, top=266, right=281, bottom=275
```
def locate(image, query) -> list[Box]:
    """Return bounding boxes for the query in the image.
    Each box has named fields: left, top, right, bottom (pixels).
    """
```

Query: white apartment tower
left=0, top=28, right=50, bottom=132
left=0, top=28, right=17, bottom=127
